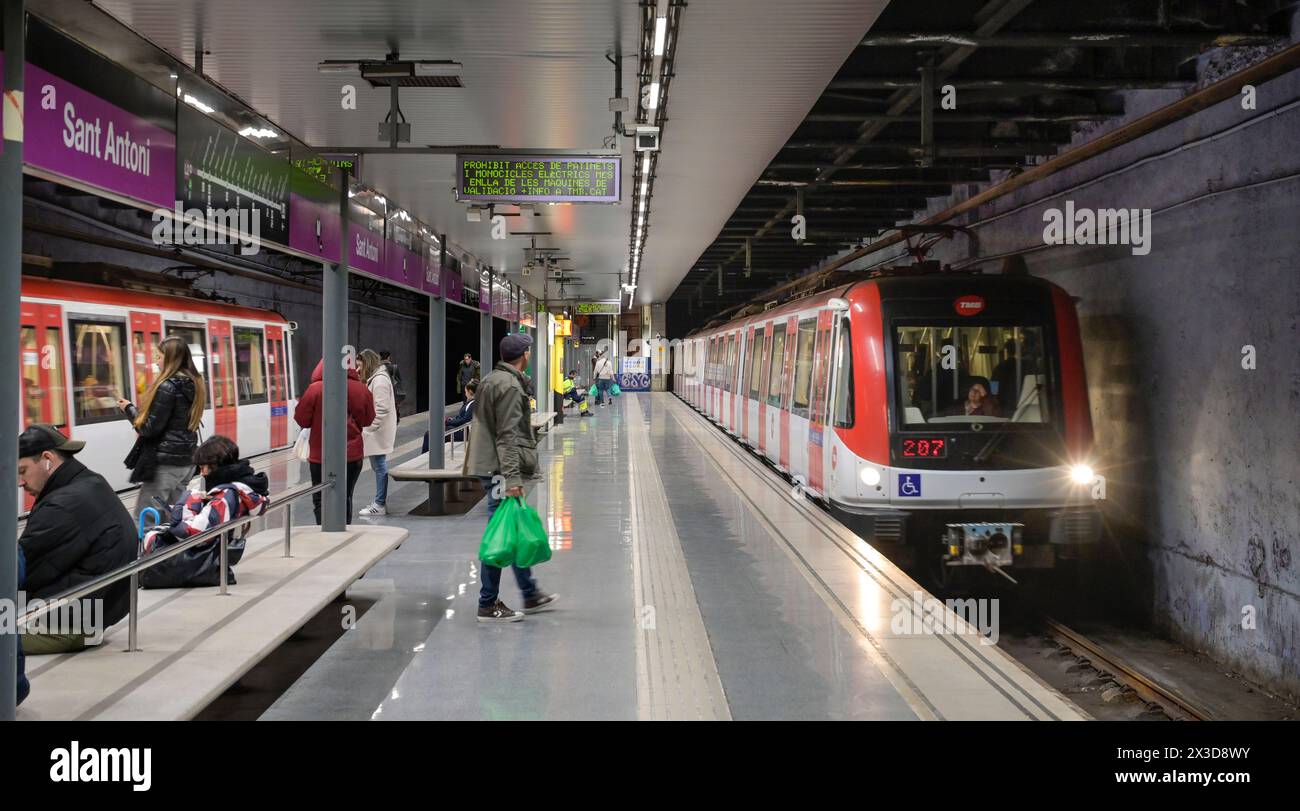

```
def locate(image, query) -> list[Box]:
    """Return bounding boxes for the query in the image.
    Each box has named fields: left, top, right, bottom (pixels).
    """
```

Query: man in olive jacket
left=465, top=333, right=558, bottom=622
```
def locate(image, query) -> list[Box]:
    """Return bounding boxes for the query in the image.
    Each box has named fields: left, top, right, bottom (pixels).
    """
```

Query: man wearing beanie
left=465, top=333, right=558, bottom=622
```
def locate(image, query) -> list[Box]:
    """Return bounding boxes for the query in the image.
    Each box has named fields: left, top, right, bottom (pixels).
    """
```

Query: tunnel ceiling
left=667, top=0, right=1290, bottom=332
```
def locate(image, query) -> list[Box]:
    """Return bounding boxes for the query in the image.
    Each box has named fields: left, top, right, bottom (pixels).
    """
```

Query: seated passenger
left=139, top=436, right=269, bottom=589
left=963, top=378, right=1000, bottom=417
left=17, top=424, right=137, bottom=654
left=423, top=381, right=478, bottom=453
left=559, top=370, right=591, bottom=416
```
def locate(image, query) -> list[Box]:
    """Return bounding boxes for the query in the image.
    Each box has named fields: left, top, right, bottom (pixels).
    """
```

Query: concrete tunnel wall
left=833, top=48, right=1300, bottom=699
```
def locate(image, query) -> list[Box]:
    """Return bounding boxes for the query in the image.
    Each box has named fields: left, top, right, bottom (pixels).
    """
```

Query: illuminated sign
left=901, top=438, right=947, bottom=458
left=291, top=153, right=360, bottom=185
left=954, top=295, right=985, bottom=316
left=456, top=154, right=620, bottom=204
left=554, top=318, right=573, bottom=337
left=573, top=300, right=621, bottom=315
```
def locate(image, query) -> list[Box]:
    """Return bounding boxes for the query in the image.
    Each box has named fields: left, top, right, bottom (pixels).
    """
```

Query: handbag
left=293, top=428, right=311, bottom=462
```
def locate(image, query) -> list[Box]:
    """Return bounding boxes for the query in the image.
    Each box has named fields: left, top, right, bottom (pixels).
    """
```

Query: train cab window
left=833, top=317, right=854, bottom=428
left=21, top=326, right=68, bottom=427
left=234, top=327, right=269, bottom=405
left=894, top=324, right=1050, bottom=426
left=747, top=328, right=765, bottom=399
left=766, top=324, right=786, bottom=407
left=791, top=319, right=816, bottom=416
left=69, top=319, right=130, bottom=425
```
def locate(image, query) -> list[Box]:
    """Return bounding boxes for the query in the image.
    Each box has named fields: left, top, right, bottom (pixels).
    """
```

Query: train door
left=265, top=324, right=289, bottom=448
left=128, top=312, right=163, bottom=403
left=738, top=330, right=748, bottom=434
left=207, top=318, right=237, bottom=441
left=761, top=322, right=782, bottom=457
left=779, top=316, right=797, bottom=471
left=808, top=310, right=834, bottom=495
left=724, top=333, right=735, bottom=432
left=743, top=326, right=754, bottom=440
left=788, top=317, right=816, bottom=485
left=20, top=303, right=71, bottom=510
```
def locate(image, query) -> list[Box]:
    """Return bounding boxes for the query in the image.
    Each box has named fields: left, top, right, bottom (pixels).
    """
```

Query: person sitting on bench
left=423, top=381, right=477, bottom=453
left=559, top=370, right=591, bottom=417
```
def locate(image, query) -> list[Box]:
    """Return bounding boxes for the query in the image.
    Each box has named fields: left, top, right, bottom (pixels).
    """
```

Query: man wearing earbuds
left=16, top=424, right=137, bottom=654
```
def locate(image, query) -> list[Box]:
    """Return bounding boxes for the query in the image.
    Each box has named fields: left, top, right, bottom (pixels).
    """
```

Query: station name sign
left=456, top=154, right=620, bottom=204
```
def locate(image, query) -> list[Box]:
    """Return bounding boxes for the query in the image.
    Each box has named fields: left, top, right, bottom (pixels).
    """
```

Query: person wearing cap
left=465, top=332, right=558, bottom=622
left=16, top=424, right=137, bottom=654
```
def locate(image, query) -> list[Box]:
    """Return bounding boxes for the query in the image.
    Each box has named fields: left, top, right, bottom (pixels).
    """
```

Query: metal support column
left=423, top=260, right=446, bottom=515
left=1, top=0, right=25, bottom=723
left=480, top=309, right=493, bottom=374
left=321, top=167, right=350, bottom=530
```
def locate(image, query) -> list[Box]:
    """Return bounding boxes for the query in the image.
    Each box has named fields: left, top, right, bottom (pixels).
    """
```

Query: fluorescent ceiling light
left=183, top=94, right=214, bottom=114
left=639, top=180, right=648, bottom=197
left=641, top=155, right=651, bottom=174
left=647, top=82, right=660, bottom=110
left=238, top=126, right=279, bottom=139
left=653, top=17, right=668, bottom=56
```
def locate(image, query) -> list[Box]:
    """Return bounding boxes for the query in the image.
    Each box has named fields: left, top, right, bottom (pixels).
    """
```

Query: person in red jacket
left=294, top=359, right=376, bottom=524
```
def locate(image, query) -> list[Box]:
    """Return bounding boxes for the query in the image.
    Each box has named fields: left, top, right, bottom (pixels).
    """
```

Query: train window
left=747, top=327, right=765, bottom=399
left=165, top=323, right=208, bottom=379
left=894, top=324, right=1050, bottom=426
left=21, top=326, right=68, bottom=427
left=791, top=319, right=816, bottom=415
left=766, top=323, right=786, bottom=407
left=833, top=317, right=854, bottom=428
left=725, top=334, right=736, bottom=392
left=234, top=327, right=269, bottom=405
left=69, top=319, right=130, bottom=425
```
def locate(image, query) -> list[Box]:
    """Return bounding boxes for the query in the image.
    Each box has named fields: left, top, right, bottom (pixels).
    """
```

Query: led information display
left=456, top=154, right=620, bottom=203
left=901, top=438, right=947, bottom=458
left=574, top=301, right=621, bottom=315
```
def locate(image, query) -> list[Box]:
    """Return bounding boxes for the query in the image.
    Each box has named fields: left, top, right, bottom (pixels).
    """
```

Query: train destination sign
left=456, top=154, right=620, bottom=204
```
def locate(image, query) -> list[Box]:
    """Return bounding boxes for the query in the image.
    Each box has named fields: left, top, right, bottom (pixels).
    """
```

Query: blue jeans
left=596, top=378, right=613, bottom=404
left=478, top=475, right=538, bottom=608
left=370, top=455, right=389, bottom=506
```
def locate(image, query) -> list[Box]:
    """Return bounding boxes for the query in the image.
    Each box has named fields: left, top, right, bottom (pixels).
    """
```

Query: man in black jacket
left=17, top=425, right=137, bottom=654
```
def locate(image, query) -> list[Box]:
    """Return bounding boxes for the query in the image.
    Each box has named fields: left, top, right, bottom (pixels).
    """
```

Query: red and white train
left=19, top=277, right=297, bottom=495
left=673, top=271, right=1102, bottom=579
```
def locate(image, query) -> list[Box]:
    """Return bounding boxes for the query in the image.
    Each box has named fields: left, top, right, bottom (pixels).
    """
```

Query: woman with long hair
left=358, top=348, right=397, bottom=517
left=118, top=335, right=206, bottom=521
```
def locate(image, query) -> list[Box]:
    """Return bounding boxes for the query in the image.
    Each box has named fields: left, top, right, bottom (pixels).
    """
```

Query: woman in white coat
left=359, top=349, right=398, bottom=517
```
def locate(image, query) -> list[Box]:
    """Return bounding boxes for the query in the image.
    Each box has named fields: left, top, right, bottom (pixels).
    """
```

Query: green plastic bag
left=477, top=497, right=552, bottom=569
left=588, top=384, right=598, bottom=398
left=610, top=383, right=622, bottom=397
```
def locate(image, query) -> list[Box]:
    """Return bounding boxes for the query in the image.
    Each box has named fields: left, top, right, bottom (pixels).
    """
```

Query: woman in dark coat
left=118, top=336, right=207, bottom=521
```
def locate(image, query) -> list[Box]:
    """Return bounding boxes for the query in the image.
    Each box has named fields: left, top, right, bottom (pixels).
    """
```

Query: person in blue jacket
left=423, top=381, right=478, bottom=453
left=16, top=545, right=30, bottom=706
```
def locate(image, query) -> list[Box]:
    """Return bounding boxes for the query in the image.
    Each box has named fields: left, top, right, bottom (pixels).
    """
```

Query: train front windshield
left=894, top=325, right=1052, bottom=427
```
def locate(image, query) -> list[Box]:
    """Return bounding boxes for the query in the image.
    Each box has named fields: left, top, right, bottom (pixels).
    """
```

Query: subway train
left=19, top=276, right=297, bottom=496
left=673, top=270, right=1102, bottom=581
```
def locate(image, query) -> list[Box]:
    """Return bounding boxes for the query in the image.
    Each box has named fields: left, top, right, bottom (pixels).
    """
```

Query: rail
left=16, top=478, right=335, bottom=653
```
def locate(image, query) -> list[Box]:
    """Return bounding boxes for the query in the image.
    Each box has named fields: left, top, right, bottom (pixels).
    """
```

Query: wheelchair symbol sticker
left=898, top=473, right=922, bottom=497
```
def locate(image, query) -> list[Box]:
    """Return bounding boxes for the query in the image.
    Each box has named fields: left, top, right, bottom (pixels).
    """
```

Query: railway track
left=1041, top=617, right=1213, bottom=721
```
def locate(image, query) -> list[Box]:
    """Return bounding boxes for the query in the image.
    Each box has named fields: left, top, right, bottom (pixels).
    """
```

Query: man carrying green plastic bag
left=466, top=332, right=559, bottom=623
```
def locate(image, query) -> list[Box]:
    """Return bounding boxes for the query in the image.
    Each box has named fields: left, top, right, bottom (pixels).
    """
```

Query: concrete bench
left=532, top=411, right=557, bottom=433
left=391, top=451, right=481, bottom=515
left=17, top=524, right=408, bottom=721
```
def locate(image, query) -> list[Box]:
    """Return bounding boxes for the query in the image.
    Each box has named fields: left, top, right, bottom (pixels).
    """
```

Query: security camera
left=634, top=125, right=660, bottom=152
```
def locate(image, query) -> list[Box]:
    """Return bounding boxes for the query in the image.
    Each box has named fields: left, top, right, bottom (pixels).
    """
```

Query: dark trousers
left=595, top=378, right=613, bottom=404
left=477, top=475, right=538, bottom=608
left=310, top=459, right=364, bottom=525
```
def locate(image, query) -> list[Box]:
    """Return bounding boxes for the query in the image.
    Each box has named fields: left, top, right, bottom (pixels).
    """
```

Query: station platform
left=262, top=393, right=1086, bottom=721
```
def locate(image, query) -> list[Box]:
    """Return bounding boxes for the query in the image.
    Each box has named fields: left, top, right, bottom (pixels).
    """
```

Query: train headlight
left=1069, top=464, right=1095, bottom=485
left=859, top=467, right=881, bottom=487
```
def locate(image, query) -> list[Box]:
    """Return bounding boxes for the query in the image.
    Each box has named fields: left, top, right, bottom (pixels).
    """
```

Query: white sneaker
left=359, top=503, right=387, bottom=516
